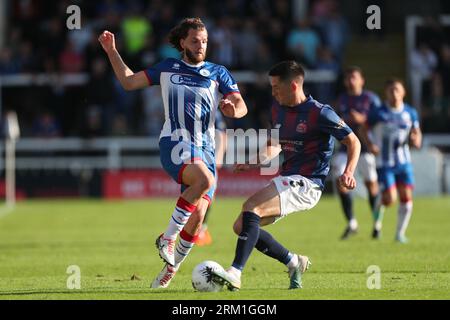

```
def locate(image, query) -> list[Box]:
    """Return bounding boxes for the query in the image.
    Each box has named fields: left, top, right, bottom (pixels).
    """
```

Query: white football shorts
left=332, top=152, right=377, bottom=182
left=272, top=174, right=322, bottom=222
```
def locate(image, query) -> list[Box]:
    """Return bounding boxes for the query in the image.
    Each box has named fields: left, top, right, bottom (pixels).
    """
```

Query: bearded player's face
left=181, top=28, right=208, bottom=64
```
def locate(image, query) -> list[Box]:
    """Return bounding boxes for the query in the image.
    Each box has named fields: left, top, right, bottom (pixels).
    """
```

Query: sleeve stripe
left=222, top=91, right=240, bottom=99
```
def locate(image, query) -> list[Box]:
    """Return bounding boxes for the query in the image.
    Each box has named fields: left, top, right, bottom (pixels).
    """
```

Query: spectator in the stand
left=32, top=111, right=62, bottom=138
left=430, top=44, right=450, bottom=131
left=158, top=37, right=181, bottom=60
left=4, top=0, right=358, bottom=137
left=419, top=17, right=447, bottom=54
left=221, top=0, right=247, bottom=18
left=59, top=40, right=86, bottom=73
left=68, top=18, right=94, bottom=55
left=264, top=20, right=287, bottom=65
left=315, top=47, right=340, bottom=104
left=148, top=3, right=176, bottom=45
left=143, top=87, right=165, bottom=136
left=314, top=1, right=349, bottom=63
left=122, top=4, right=153, bottom=56
left=18, top=41, right=38, bottom=72
left=410, top=42, right=438, bottom=109
left=82, top=105, right=105, bottom=138
left=41, top=17, right=67, bottom=61
left=287, top=19, right=321, bottom=68
left=86, top=58, right=116, bottom=133
left=273, top=0, right=291, bottom=22
left=252, top=42, right=275, bottom=72
left=111, top=114, right=129, bottom=136
left=7, top=27, right=24, bottom=56
left=437, top=45, right=450, bottom=115
left=0, top=48, right=21, bottom=74
left=210, top=16, right=236, bottom=68
left=311, top=0, right=334, bottom=21
left=236, top=21, right=260, bottom=69
left=189, top=4, right=214, bottom=29
left=137, top=35, right=157, bottom=70
left=84, top=31, right=109, bottom=72
left=12, top=0, right=40, bottom=41
left=102, top=9, right=122, bottom=36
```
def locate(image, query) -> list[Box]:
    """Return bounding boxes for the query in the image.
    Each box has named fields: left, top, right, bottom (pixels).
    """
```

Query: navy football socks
left=339, top=192, right=354, bottom=222
left=369, top=193, right=379, bottom=212
left=255, top=229, right=290, bottom=264
left=232, top=211, right=261, bottom=271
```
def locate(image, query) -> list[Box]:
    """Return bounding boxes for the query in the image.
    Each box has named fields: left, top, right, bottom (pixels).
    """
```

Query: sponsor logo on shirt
left=169, top=74, right=210, bottom=87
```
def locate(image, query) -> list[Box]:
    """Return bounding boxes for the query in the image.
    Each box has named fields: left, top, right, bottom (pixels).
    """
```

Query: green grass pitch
left=0, top=196, right=449, bottom=300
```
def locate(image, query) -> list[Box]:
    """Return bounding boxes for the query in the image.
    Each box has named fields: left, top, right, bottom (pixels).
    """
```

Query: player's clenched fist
left=219, top=98, right=236, bottom=118
left=98, top=31, right=116, bottom=53
left=339, top=172, right=356, bottom=190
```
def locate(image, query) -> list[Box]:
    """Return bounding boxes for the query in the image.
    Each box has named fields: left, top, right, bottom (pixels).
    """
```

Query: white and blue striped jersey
left=368, top=103, right=420, bottom=168
left=144, top=58, right=239, bottom=150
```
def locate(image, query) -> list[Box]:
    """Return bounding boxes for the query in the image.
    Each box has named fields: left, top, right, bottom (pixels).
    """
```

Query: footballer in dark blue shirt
left=211, top=61, right=361, bottom=290
left=332, top=66, right=382, bottom=240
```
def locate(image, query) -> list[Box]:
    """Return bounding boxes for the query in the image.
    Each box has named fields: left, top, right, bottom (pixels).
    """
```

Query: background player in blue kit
left=211, top=61, right=361, bottom=290
left=362, top=79, right=422, bottom=243
left=99, top=18, right=248, bottom=288
left=332, top=66, right=383, bottom=239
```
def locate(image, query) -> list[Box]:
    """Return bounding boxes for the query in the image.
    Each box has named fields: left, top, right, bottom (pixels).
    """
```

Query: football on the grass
left=191, top=260, right=224, bottom=292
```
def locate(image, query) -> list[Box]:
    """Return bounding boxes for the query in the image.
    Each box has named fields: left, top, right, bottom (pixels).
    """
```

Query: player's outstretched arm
left=339, top=132, right=361, bottom=190
left=219, top=93, right=248, bottom=119
left=98, top=31, right=149, bottom=91
left=410, top=127, right=422, bottom=149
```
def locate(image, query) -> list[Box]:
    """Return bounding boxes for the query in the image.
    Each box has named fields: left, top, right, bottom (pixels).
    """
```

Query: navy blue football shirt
left=271, top=96, right=353, bottom=190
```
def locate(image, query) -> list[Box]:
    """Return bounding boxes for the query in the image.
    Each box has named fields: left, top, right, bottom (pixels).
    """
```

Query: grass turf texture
left=0, top=197, right=449, bottom=300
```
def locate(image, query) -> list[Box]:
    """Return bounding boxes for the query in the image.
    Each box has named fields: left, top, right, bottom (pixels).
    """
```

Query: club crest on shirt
left=296, top=122, right=307, bottom=133
left=200, top=69, right=210, bottom=77
left=401, top=112, right=411, bottom=124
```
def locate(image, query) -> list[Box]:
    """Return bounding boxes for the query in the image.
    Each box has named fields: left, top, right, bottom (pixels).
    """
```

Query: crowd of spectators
left=412, top=17, right=450, bottom=133
left=1, top=0, right=352, bottom=137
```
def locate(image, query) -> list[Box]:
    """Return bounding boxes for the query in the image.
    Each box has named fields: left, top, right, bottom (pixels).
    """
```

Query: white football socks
left=286, top=253, right=299, bottom=269
left=228, top=266, right=242, bottom=279
left=163, top=197, right=197, bottom=240
left=349, top=218, right=358, bottom=230
left=397, top=201, right=413, bottom=238
left=174, top=230, right=196, bottom=269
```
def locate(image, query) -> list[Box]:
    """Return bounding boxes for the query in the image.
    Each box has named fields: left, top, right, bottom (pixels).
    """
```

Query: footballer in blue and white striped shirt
left=362, top=78, right=422, bottom=244
left=99, top=17, right=247, bottom=288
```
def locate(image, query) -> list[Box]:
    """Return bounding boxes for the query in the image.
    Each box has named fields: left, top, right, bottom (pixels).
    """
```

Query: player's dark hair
left=168, top=17, right=206, bottom=52
left=385, top=77, right=405, bottom=88
left=344, top=66, right=364, bottom=78
left=268, top=61, right=305, bottom=82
